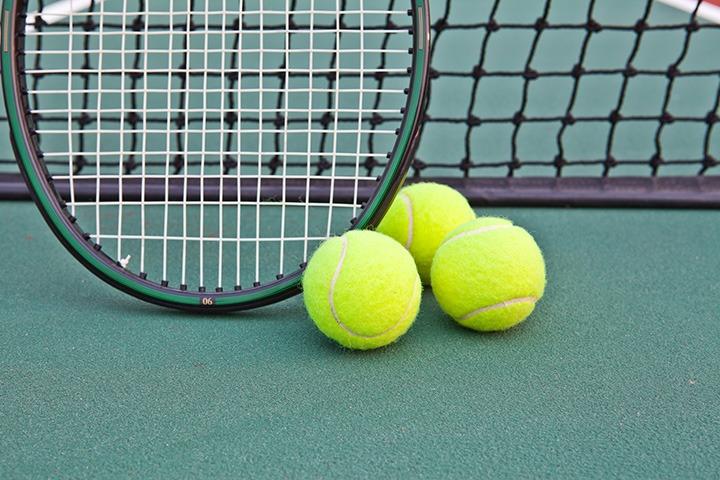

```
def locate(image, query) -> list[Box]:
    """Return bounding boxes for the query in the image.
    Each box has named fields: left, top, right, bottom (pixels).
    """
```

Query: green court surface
left=2, top=202, right=719, bottom=478
left=2, top=0, right=720, bottom=477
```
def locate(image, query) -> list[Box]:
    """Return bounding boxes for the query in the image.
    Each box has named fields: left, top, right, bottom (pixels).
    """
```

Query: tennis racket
left=2, top=0, right=430, bottom=311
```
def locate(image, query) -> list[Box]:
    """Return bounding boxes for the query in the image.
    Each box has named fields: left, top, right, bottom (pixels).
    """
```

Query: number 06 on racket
left=1, top=0, right=430, bottom=310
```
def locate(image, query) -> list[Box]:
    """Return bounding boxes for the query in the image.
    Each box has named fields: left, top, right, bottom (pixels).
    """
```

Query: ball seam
left=400, top=192, right=414, bottom=249
left=328, top=236, right=420, bottom=339
left=458, top=296, right=537, bottom=323
left=442, top=223, right=514, bottom=248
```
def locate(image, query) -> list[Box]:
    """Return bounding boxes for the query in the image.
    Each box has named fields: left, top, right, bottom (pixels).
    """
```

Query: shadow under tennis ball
left=299, top=289, right=546, bottom=355
left=421, top=288, right=542, bottom=341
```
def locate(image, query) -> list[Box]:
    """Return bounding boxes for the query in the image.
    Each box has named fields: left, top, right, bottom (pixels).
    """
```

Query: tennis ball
left=376, top=182, right=475, bottom=284
left=302, top=230, right=422, bottom=350
left=430, top=217, right=546, bottom=332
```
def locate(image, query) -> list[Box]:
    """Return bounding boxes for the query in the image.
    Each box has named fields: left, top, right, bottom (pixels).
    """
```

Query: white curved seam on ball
left=443, top=224, right=513, bottom=247
left=400, top=192, right=413, bottom=249
left=328, top=236, right=349, bottom=333
left=328, top=237, right=419, bottom=339
left=459, top=296, right=537, bottom=322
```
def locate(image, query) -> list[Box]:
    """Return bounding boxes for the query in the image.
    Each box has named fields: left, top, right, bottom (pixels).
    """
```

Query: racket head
left=1, top=0, right=430, bottom=311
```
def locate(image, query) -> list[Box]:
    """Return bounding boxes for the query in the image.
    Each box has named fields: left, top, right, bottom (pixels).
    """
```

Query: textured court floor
left=1, top=202, right=719, bottom=478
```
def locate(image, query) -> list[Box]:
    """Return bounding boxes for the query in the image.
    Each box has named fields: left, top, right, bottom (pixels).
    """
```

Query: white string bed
left=24, top=0, right=414, bottom=290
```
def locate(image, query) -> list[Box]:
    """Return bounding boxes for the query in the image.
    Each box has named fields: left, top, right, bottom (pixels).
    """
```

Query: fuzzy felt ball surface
left=376, top=183, right=475, bottom=284
left=302, top=230, right=422, bottom=350
left=430, top=217, right=546, bottom=332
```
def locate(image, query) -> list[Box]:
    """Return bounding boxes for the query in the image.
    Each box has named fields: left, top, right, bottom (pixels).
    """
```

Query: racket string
left=23, top=0, right=414, bottom=290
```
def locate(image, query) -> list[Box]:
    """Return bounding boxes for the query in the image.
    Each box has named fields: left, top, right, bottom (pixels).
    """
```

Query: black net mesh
left=412, top=0, right=720, bottom=180
left=1, top=0, right=719, bottom=204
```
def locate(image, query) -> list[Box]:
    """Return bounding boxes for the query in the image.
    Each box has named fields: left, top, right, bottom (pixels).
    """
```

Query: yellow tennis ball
left=430, top=217, right=546, bottom=332
left=302, top=230, right=422, bottom=350
left=376, top=182, right=475, bottom=284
